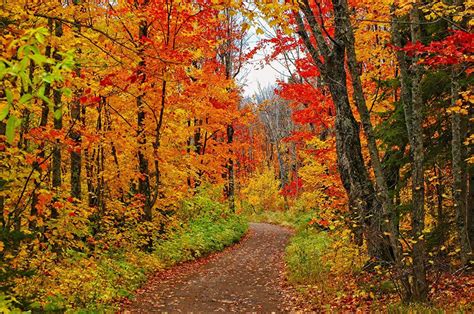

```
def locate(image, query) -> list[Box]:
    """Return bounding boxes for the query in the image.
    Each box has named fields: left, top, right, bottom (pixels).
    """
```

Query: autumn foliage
left=0, top=0, right=473, bottom=311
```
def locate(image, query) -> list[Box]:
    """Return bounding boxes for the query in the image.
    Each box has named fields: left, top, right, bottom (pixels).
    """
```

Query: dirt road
left=124, top=222, right=292, bottom=312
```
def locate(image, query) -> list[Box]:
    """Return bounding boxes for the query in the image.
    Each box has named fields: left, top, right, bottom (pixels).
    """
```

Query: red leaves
left=294, top=57, right=320, bottom=78
left=394, top=30, right=474, bottom=67
left=283, top=131, right=314, bottom=143
left=52, top=201, right=64, bottom=210
left=80, top=87, right=101, bottom=106
left=209, top=97, right=227, bottom=110
left=308, top=217, right=330, bottom=229
left=276, top=82, right=334, bottom=131
left=28, top=128, right=66, bottom=147
left=100, top=74, right=115, bottom=87
left=35, top=192, right=53, bottom=215
left=262, top=30, right=300, bottom=61
left=281, top=178, right=303, bottom=197
left=317, top=219, right=330, bottom=228
left=79, top=95, right=101, bottom=105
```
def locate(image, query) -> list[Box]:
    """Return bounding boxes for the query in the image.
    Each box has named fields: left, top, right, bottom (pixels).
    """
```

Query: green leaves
left=5, top=89, right=13, bottom=105
left=0, top=104, right=8, bottom=121
left=54, top=108, right=62, bottom=121
left=0, top=25, right=74, bottom=148
left=29, top=53, right=49, bottom=65
left=19, top=93, right=33, bottom=105
left=1, top=89, right=13, bottom=122
left=37, top=85, right=52, bottom=106
left=34, top=31, right=45, bottom=45
left=5, top=115, right=21, bottom=144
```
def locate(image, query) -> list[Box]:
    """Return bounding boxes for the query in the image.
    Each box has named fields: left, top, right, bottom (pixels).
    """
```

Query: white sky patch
left=239, top=20, right=291, bottom=98
left=242, top=59, right=285, bottom=97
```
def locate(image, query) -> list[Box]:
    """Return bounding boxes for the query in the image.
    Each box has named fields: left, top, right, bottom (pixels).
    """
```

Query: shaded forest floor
left=122, top=223, right=294, bottom=312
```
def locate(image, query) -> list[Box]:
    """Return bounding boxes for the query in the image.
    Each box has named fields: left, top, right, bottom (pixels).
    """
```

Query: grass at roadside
left=155, top=214, right=248, bottom=267
left=245, top=209, right=314, bottom=230
left=285, top=228, right=330, bottom=284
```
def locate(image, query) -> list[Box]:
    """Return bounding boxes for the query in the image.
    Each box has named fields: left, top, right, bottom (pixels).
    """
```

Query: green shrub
left=244, top=208, right=316, bottom=231
left=0, top=293, right=22, bottom=313
left=154, top=215, right=248, bottom=266
left=285, top=229, right=331, bottom=284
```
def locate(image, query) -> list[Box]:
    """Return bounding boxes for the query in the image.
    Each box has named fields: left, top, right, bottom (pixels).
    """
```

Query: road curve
left=124, top=222, right=292, bottom=312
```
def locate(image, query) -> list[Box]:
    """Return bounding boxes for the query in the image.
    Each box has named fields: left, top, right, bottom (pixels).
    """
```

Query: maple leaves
left=0, top=0, right=473, bottom=311
left=396, top=31, right=474, bottom=67
left=0, top=0, right=257, bottom=310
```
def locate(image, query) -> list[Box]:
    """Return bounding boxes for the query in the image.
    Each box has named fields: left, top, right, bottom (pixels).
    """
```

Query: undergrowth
left=155, top=214, right=248, bottom=267
left=244, top=207, right=314, bottom=230
left=2, top=191, right=248, bottom=312
left=285, top=228, right=330, bottom=284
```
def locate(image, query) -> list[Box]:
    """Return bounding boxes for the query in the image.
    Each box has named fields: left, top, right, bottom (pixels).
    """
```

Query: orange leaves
left=308, top=217, right=330, bottom=229
left=35, top=192, right=53, bottom=215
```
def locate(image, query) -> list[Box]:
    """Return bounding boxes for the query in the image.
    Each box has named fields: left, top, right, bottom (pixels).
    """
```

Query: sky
left=241, top=57, right=283, bottom=98
left=239, top=22, right=290, bottom=98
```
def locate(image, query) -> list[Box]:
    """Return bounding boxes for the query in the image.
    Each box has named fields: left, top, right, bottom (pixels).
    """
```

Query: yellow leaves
left=449, top=91, right=472, bottom=115
left=403, top=255, right=413, bottom=265
left=393, top=0, right=416, bottom=16
left=255, top=28, right=265, bottom=36
left=241, top=22, right=250, bottom=33
left=192, top=48, right=204, bottom=60
left=0, top=241, right=4, bottom=252
left=241, top=167, right=285, bottom=210
left=421, top=0, right=473, bottom=23
left=448, top=105, right=469, bottom=115
left=422, top=1, right=457, bottom=21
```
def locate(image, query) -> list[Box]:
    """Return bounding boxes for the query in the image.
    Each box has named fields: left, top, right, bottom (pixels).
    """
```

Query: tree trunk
left=407, top=6, right=428, bottom=302
left=52, top=20, right=63, bottom=192
left=451, top=69, right=471, bottom=265
left=468, top=78, right=474, bottom=252
left=391, top=9, right=429, bottom=302
left=434, top=164, right=446, bottom=245
left=137, top=20, right=152, bottom=222
left=227, top=124, right=235, bottom=212
left=70, top=96, right=82, bottom=199
left=341, top=0, right=399, bottom=263
left=70, top=2, right=82, bottom=200
left=294, top=0, right=389, bottom=261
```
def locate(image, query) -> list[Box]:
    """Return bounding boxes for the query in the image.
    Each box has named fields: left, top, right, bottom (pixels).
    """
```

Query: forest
left=0, top=0, right=473, bottom=312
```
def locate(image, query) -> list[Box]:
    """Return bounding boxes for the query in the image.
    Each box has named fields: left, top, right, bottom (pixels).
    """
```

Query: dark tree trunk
left=391, top=9, right=429, bottom=302
left=451, top=69, right=471, bottom=265
left=70, top=3, right=82, bottom=200
left=341, top=0, right=400, bottom=263
left=406, top=7, right=428, bottom=302
left=137, top=20, right=152, bottom=222
left=294, top=0, right=390, bottom=261
left=70, top=97, right=82, bottom=200
left=227, top=124, right=235, bottom=212
left=52, top=20, right=63, bottom=193
left=468, top=84, right=474, bottom=252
